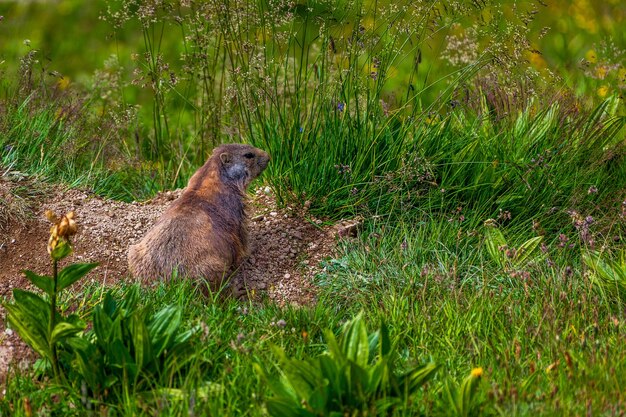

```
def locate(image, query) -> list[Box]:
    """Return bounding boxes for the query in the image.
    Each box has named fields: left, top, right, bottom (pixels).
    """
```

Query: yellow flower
left=471, top=367, right=483, bottom=378
left=46, top=211, right=78, bottom=254
left=525, top=51, right=546, bottom=70
left=545, top=361, right=558, bottom=374
left=594, top=65, right=608, bottom=79
left=585, top=50, right=597, bottom=64
left=597, top=85, right=609, bottom=98
left=56, top=76, right=70, bottom=90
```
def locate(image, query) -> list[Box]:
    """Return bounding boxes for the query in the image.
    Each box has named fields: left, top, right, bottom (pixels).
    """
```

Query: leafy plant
left=3, top=211, right=98, bottom=383
left=3, top=210, right=203, bottom=411
left=258, top=312, right=439, bottom=416
left=583, top=250, right=626, bottom=299
left=67, top=286, right=201, bottom=404
left=444, top=368, right=484, bottom=417
left=484, top=226, right=543, bottom=271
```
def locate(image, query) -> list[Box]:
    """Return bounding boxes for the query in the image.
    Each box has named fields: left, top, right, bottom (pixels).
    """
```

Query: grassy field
left=1, top=0, right=626, bottom=415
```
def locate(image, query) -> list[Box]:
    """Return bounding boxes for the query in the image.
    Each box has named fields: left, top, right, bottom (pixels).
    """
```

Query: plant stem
left=50, top=258, right=62, bottom=383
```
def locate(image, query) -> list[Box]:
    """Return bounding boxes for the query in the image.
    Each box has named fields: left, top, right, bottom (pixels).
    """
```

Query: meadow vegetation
left=1, top=0, right=625, bottom=415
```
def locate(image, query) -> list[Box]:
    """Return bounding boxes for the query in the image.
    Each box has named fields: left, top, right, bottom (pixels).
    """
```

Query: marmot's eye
left=243, top=152, right=255, bottom=159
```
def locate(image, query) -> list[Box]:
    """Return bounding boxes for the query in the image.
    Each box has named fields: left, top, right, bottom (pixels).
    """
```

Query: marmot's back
left=128, top=143, right=270, bottom=288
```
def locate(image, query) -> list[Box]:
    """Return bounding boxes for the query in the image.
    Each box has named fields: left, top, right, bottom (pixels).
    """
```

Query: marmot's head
left=214, top=143, right=270, bottom=189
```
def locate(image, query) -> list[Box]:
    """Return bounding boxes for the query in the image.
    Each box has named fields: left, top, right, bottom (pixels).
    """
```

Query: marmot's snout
left=257, top=150, right=270, bottom=170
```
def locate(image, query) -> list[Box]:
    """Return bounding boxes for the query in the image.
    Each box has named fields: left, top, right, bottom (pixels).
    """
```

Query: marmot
left=128, top=143, right=270, bottom=290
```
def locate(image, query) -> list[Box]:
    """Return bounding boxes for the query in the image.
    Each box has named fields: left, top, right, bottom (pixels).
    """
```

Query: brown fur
left=128, top=143, right=270, bottom=289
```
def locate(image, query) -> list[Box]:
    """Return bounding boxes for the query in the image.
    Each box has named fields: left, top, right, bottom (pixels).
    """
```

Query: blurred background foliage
left=1, top=0, right=623, bottom=98
left=0, top=0, right=624, bottom=205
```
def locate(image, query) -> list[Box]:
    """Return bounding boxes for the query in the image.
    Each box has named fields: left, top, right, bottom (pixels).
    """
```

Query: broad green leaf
left=109, top=313, right=125, bottom=343
left=267, top=374, right=300, bottom=405
left=402, top=362, right=439, bottom=394
left=120, top=286, right=140, bottom=317
left=513, top=236, right=543, bottom=267
left=22, top=270, right=53, bottom=296
left=584, top=252, right=626, bottom=282
left=58, top=262, right=99, bottom=292
left=340, top=313, right=369, bottom=367
left=130, top=313, right=152, bottom=369
left=367, top=330, right=379, bottom=363
left=11, top=289, right=54, bottom=333
left=266, top=346, right=300, bottom=402
left=484, top=227, right=506, bottom=268
left=317, top=354, right=341, bottom=395
left=460, top=371, right=482, bottom=417
left=148, top=305, right=182, bottom=356
left=12, top=289, right=50, bottom=321
left=324, top=330, right=345, bottom=364
left=67, top=337, right=101, bottom=390
left=583, top=251, right=626, bottom=297
left=65, top=313, right=83, bottom=326
left=266, top=397, right=317, bottom=417
left=102, top=291, right=118, bottom=317
left=4, top=302, right=51, bottom=358
left=93, top=304, right=114, bottom=344
left=306, top=375, right=329, bottom=412
left=379, top=322, right=391, bottom=358
left=348, top=360, right=370, bottom=398
left=444, top=379, right=462, bottom=416
left=50, top=321, right=85, bottom=345
left=109, top=339, right=137, bottom=379
left=172, top=326, right=199, bottom=345
left=141, top=383, right=224, bottom=406
left=375, top=396, right=404, bottom=415
left=367, top=358, right=389, bottom=393
left=279, top=358, right=320, bottom=401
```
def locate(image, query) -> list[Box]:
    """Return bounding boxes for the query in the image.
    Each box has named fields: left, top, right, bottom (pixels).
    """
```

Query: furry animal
left=128, top=143, right=270, bottom=290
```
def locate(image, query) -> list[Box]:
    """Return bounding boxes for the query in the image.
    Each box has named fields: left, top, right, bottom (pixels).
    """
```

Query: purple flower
left=337, top=102, right=345, bottom=112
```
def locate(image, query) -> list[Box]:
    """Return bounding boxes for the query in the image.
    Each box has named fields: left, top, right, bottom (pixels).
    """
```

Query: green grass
left=4, top=214, right=626, bottom=415
left=315, top=219, right=626, bottom=415
left=0, top=89, right=172, bottom=201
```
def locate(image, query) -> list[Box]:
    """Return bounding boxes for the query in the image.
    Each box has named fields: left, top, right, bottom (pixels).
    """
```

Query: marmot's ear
left=220, top=152, right=232, bottom=164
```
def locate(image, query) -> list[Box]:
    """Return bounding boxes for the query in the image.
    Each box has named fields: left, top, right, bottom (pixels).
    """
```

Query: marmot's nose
left=260, top=152, right=270, bottom=167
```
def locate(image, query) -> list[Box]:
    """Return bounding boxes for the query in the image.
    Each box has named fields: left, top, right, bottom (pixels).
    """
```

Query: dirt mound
left=0, top=182, right=341, bottom=383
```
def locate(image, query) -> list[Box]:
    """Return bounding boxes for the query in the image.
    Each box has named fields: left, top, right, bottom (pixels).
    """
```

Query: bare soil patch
left=0, top=182, right=343, bottom=384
